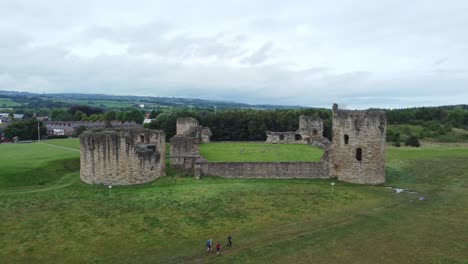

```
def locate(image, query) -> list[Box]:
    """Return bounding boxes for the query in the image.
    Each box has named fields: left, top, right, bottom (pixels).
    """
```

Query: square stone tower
left=330, top=104, right=386, bottom=184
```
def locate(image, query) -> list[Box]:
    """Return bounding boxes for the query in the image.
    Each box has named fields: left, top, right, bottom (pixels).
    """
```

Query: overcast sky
left=1, top=0, right=467, bottom=108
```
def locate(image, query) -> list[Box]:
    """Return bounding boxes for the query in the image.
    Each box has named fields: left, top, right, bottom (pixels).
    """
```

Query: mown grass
left=199, top=142, right=325, bottom=162
left=0, top=141, right=467, bottom=263
left=43, top=138, right=80, bottom=150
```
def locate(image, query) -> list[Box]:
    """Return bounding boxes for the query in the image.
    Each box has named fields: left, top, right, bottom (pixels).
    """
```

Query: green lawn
left=199, top=142, right=325, bottom=162
left=0, top=141, right=467, bottom=263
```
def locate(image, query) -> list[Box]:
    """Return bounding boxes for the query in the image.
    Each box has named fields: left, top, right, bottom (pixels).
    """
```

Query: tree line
left=3, top=104, right=468, bottom=143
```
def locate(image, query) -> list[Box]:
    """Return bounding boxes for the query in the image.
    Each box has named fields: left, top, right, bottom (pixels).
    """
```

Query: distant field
left=0, top=98, right=21, bottom=107
left=199, top=142, right=325, bottom=162
left=49, top=98, right=166, bottom=109
left=0, top=141, right=467, bottom=263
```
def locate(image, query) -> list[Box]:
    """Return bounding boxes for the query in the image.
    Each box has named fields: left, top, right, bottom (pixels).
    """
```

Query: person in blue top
left=206, top=239, right=213, bottom=253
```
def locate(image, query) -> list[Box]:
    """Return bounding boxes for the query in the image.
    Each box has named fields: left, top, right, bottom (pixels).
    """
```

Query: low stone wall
left=195, top=160, right=329, bottom=179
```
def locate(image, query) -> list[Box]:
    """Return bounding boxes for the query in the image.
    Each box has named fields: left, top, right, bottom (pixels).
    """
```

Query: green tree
left=51, top=109, right=73, bottom=121
left=73, top=110, right=86, bottom=121
left=405, top=135, right=421, bottom=147
left=149, top=109, right=158, bottom=119
left=103, top=111, right=117, bottom=121
left=122, top=109, right=144, bottom=124
left=4, top=120, right=47, bottom=140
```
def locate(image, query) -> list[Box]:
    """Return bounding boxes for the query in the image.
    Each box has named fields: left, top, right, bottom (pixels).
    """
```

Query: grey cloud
left=0, top=0, right=467, bottom=108
left=241, top=42, right=274, bottom=65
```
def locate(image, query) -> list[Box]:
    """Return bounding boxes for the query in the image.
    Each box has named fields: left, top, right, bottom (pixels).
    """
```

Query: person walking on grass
left=226, top=234, right=232, bottom=247
left=216, top=241, right=222, bottom=256
left=206, top=239, right=213, bottom=253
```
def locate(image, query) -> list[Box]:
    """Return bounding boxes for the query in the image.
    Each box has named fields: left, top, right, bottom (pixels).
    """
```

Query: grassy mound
left=0, top=142, right=79, bottom=188
left=199, top=142, right=325, bottom=162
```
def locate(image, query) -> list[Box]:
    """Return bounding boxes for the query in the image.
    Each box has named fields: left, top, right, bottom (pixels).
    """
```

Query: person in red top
left=216, top=241, right=222, bottom=256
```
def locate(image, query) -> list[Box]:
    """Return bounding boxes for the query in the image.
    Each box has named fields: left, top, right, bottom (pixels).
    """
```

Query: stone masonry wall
left=329, top=104, right=386, bottom=184
left=195, top=149, right=330, bottom=179
left=266, top=115, right=324, bottom=144
left=195, top=161, right=329, bottom=179
left=169, top=135, right=200, bottom=172
left=298, top=115, right=324, bottom=139
left=80, top=127, right=165, bottom=185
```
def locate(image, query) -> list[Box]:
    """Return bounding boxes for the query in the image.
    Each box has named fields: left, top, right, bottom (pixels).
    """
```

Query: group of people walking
left=205, top=235, right=232, bottom=256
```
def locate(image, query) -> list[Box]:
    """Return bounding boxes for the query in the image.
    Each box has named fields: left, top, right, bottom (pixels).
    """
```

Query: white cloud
left=0, top=0, right=467, bottom=108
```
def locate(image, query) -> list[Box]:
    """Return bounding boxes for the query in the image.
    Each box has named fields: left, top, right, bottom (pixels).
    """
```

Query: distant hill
left=0, top=90, right=307, bottom=110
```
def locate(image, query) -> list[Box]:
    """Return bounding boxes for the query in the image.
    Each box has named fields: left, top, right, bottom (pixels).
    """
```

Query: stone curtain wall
left=195, top=149, right=331, bottom=179
left=266, top=132, right=303, bottom=144
left=80, top=127, right=165, bottom=185
left=329, top=104, right=386, bottom=184
left=195, top=161, right=329, bottom=179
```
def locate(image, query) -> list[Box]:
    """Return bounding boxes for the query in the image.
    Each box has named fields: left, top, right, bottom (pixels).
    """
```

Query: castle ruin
left=79, top=127, right=165, bottom=185
left=174, top=104, right=386, bottom=185
left=79, top=104, right=386, bottom=186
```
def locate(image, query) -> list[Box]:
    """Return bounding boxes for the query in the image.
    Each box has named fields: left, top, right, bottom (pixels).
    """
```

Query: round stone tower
left=79, top=127, right=165, bottom=185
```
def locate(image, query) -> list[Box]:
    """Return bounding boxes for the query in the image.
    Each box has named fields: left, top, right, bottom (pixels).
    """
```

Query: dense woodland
left=145, top=106, right=468, bottom=144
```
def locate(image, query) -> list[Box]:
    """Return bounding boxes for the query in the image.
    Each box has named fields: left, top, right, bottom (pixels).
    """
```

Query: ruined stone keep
left=80, top=127, right=165, bottom=185
left=329, top=104, right=386, bottom=184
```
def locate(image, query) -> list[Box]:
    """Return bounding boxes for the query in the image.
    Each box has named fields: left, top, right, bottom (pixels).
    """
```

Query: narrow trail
left=38, top=142, right=80, bottom=152
left=0, top=172, right=79, bottom=195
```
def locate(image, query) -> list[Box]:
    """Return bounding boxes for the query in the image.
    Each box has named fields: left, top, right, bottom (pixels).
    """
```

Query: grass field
left=49, top=98, right=165, bottom=109
left=0, top=139, right=467, bottom=263
left=0, top=98, right=21, bottom=107
left=199, top=143, right=324, bottom=162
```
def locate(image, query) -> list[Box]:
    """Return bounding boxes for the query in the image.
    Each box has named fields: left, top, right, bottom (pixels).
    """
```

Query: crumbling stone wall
left=175, top=117, right=211, bottom=143
left=176, top=117, right=199, bottom=135
left=195, top=149, right=330, bottom=179
left=200, top=127, right=212, bottom=143
left=329, top=104, right=386, bottom=184
left=266, top=115, right=327, bottom=145
left=195, top=161, right=329, bottom=179
left=298, top=115, right=324, bottom=139
left=80, top=127, right=165, bottom=185
left=170, top=117, right=212, bottom=173
left=169, top=135, right=200, bottom=172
